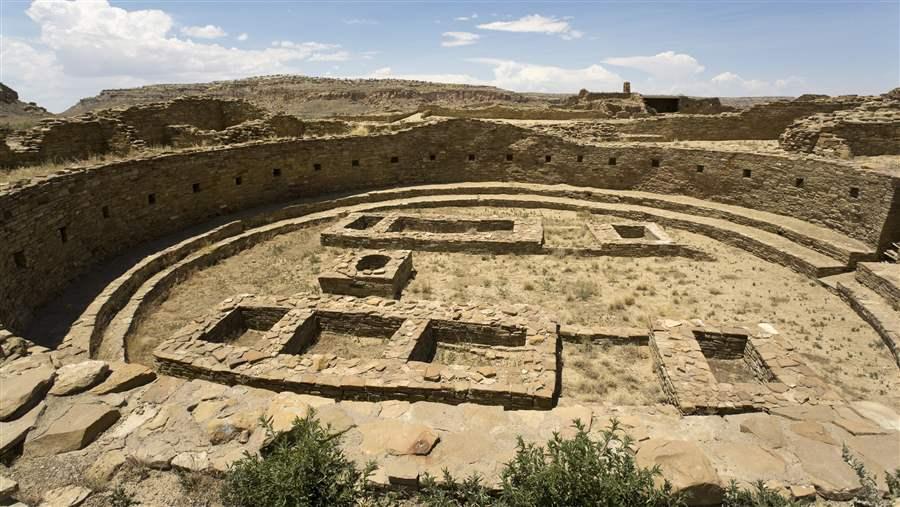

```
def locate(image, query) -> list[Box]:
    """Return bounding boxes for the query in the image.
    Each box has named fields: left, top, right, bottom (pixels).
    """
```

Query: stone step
left=824, top=273, right=900, bottom=367
left=386, top=182, right=875, bottom=267
left=856, top=262, right=900, bottom=311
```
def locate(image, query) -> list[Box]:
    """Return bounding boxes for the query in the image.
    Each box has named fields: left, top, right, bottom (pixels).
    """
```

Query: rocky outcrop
left=0, top=363, right=55, bottom=421
left=26, top=402, right=120, bottom=457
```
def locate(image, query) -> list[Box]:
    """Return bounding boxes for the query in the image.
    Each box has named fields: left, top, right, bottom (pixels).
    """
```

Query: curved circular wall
left=1, top=118, right=898, bottom=332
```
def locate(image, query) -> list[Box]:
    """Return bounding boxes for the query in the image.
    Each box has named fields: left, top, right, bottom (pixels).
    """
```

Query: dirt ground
left=128, top=206, right=900, bottom=409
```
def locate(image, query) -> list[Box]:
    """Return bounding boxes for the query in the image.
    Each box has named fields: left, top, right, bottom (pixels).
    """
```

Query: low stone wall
left=1, top=119, right=897, bottom=332
left=650, top=320, right=840, bottom=415
left=614, top=97, right=863, bottom=141
left=154, top=294, right=560, bottom=409
left=780, top=97, right=900, bottom=157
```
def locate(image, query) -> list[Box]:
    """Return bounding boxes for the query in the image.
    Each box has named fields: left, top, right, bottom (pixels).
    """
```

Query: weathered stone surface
left=636, top=439, right=722, bottom=506
left=736, top=413, right=785, bottom=448
left=707, top=442, right=786, bottom=478
left=40, top=485, right=91, bottom=507
left=850, top=401, right=900, bottom=431
left=0, top=365, right=54, bottom=421
left=0, top=475, right=17, bottom=499
left=85, top=450, right=127, bottom=484
left=265, top=392, right=313, bottom=433
left=386, top=458, right=419, bottom=487
left=90, top=362, right=156, bottom=394
left=27, top=403, right=120, bottom=456
left=0, top=401, right=44, bottom=456
left=789, top=435, right=861, bottom=500
left=359, top=419, right=439, bottom=456
left=789, top=421, right=835, bottom=444
left=39, top=485, right=91, bottom=507
left=172, top=451, right=210, bottom=472
left=48, top=360, right=109, bottom=396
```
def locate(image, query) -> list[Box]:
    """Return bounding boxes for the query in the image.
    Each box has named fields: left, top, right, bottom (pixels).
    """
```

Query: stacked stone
left=321, top=213, right=545, bottom=254
left=154, top=293, right=560, bottom=409
left=650, top=319, right=842, bottom=415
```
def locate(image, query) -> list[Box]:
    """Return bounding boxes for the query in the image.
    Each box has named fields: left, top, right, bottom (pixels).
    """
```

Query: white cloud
left=367, top=59, right=621, bottom=93
left=441, top=32, right=480, bottom=48
left=602, top=51, right=705, bottom=79
left=180, top=24, right=227, bottom=39
left=454, top=13, right=478, bottom=21
left=369, top=67, right=484, bottom=86
left=236, top=33, right=248, bottom=41
left=7, top=0, right=352, bottom=110
left=477, top=14, right=583, bottom=39
left=343, top=18, right=378, bottom=25
left=472, top=58, right=620, bottom=92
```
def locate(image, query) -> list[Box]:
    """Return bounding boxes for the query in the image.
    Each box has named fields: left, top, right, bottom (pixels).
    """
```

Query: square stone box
left=318, top=250, right=413, bottom=299
left=154, top=294, right=561, bottom=409
left=588, top=222, right=673, bottom=244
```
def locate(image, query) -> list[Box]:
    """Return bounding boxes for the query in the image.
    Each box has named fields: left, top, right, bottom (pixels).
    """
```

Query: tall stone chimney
left=623, top=81, right=631, bottom=94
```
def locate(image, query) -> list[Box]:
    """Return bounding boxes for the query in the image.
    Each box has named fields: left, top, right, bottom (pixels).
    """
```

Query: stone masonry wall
left=0, top=119, right=897, bottom=332
left=614, top=98, right=863, bottom=141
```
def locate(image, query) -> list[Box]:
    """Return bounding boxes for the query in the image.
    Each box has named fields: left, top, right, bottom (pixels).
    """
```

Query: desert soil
left=128, top=206, right=900, bottom=409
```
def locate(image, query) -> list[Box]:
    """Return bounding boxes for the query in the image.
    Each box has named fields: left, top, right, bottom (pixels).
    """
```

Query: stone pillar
left=623, top=81, right=631, bottom=94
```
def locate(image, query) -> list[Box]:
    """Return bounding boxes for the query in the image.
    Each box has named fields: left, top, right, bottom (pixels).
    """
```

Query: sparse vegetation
left=221, top=410, right=375, bottom=507
left=722, top=480, right=798, bottom=507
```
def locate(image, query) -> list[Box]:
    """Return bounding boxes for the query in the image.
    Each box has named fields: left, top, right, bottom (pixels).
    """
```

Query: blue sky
left=1, top=0, right=898, bottom=112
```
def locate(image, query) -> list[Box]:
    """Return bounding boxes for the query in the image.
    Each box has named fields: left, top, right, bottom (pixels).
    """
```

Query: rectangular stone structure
left=321, top=213, right=544, bottom=254
left=154, top=294, right=560, bottom=409
left=649, top=319, right=840, bottom=415
left=318, top=249, right=413, bottom=299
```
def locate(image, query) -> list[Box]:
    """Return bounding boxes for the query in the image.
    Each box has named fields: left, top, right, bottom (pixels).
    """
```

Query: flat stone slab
left=636, top=439, right=723, bottom=506
left=49, top=360, right=109, bottom=396
left=40, top=485, right=91, bottom=507
left=0, top=364, right=55, bottom=421
left=0, top=402, right=44, bottom=456
left=27, top=403, right=120, bottom=457
left=90, top=362, right=156, bottom=395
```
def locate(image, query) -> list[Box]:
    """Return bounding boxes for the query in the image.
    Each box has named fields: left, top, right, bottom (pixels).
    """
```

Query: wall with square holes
left=0, top=118, right=896, bottom=332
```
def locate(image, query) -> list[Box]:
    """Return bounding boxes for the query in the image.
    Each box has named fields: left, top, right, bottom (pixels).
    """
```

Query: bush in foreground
left=221, top=409, right=374, bottom=507
left=421, top=419, right=683, bottom=507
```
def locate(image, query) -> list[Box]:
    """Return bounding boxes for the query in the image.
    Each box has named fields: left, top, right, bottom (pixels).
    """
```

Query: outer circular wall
left=1, top=119, right=897, bottom=331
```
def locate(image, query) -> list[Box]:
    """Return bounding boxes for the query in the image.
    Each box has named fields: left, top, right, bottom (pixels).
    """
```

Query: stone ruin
left=0, top=96, right=348, bottom=169
left=0, top=85, right=898, bottom=506
left=779, top=89, right=900, bottom=158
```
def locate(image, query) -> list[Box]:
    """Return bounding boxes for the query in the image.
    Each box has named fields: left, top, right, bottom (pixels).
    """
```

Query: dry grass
left=129, top=206, right=900, bottom=407
left=563, top=341, right=666, bottom=405
left=304, top=332, right=391, bottom=359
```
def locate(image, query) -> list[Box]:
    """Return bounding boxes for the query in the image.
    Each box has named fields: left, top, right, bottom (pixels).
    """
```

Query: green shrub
left=419, top=470, right=494, bottom=507
left=498, top=420, right=681, bottom=507
left=887, top=469, right=900, bottom=499
left=723, top=480, right=798, bottom=507
left=420, top=420, right=682, bottom=506
left=221, top=410, right=374, bottom=507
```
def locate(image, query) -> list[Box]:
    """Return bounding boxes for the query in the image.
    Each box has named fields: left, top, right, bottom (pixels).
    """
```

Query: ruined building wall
left=614, top=98, right=863, bottom=140
left=780, top=102, right=900, bottom=157
left=0, top=119, right=896, bottom=331
left=114, top=97, right=265, bottom=146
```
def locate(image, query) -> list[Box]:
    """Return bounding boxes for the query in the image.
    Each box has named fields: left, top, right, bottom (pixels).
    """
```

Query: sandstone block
left=27, top=403, right=120, bottom=456
left=0, top=365, right=55, bottom=421
left=637, top=439, right=722, bottom=506
left=90, top=362, right=156, bottom=394
left=0, top=402, right=44, bottom=456
left=49, top=360, right=109, bottom=396
left=40, top=485, right=91, bottom=507
left=0, top=475, right=17, bottom=500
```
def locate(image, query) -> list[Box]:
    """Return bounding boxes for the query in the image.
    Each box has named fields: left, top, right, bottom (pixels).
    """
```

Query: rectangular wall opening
left=850, top=187, right=860, bottom=198
left=235, top=176, right=243, bottom=186
left=272, top=168, right=282, bottom=177
left=743, top=169, right=752, bottom=178
left=102, top=206, right=110, bottom=218
left=612, top=224, right=658, bottom=240
left=13, top=250, right=26, bottom=269
left=291, top=311, right=405, bottom=359
left=192, top=183, right=201, bottom=193
left=651, top=158, right=661, bottom=168
left=608, top=157, right=617, bottom=165
left=313, top=163, right=322, bottom=171
left=201, top=306, right=291, bottom=348
left=387, top=216, right=514, bottom=234
left=59, top=226, right=68, bottom=243
left=390, top=156, right=399, bottom=164
left=409, top=320, right=528, bottom=366
left=344, top=215, right=384, bottom=230
left=506, top=154, right=513, bottom=161
left=147, top=193, right=156, bottom=205
left=795, top=177, right=804, bottom=188
left=693, top=330, right=763, bottom=384
left=696, top=165, right=705, bottom=173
